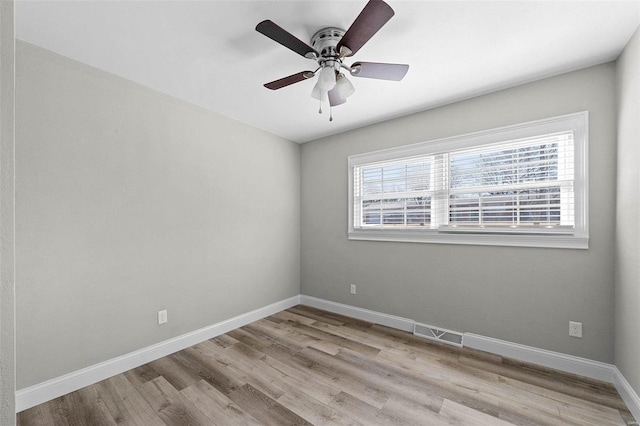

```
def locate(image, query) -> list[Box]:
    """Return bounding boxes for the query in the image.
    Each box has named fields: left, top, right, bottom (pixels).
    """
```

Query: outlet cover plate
left=158, top=310, right=168, bottom=325
left=569, top=321, right=582, bottom=338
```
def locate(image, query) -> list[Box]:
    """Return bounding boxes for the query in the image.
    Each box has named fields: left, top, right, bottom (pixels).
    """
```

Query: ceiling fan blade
left=350, top=62, right=409, bottom=81
left=264, top=71, right=315, bottom=90
left=328, top=88, right=347, bottom=106
left=256, top=20, right=318, bottom=59
left=337, top=0, right=395, bottom=57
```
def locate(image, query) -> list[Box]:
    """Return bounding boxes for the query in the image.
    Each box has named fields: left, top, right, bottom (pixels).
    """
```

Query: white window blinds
left=354, top=157, right=433, bottom=229
left=443, top=132, right=575, bottom=233
left=348, top=112, right=588, bottom=248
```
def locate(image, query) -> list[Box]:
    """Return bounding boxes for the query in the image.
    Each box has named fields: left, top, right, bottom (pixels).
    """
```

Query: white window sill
left=348, top=229, right=588, bottom=249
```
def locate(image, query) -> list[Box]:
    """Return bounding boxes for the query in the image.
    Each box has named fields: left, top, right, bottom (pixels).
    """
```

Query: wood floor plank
left=123, top=363, right=161, bottom=389
left=287, top=321, right=381, bottom=357
left=244, top=321, right=310, bottom=352
left=260, top=318, right=346, bottom=355
left=307, top=319, right=398, bottom=351
left=558, top=404, right=627, bottom=426
left=139, top=376, right=214, bottom=426
left=380, top=396, right=450, bottom=426
left=333, top=347, right=446, bottom=413
left=222, top=338, right=266, bottom=361
left=17, top=399, right=70, bottom=426
left=17, top=305, right=635, bottom=426
left=291, top=305, right=376, bottom=330
left=270, top=309, right=319, bottom=326
left=17, top=384, right=118, bottom=426
left=92, top=375, right=165, bottom=426
left=146, top=353, right=202, bottom=391
left=170, top=347, right=245, bottom=396
left=60, top=385, right=117, bottom=426
left=276, top=390, right=362, bottom=426
left=289, top=346, right=391, bottom=409
left=439, top=399, right=515, bottom=426
left=327, top=391, right=399, bottom=426
left=180, top=380, right=261, bottom=426
left=227, top=383, right=313, bottom=426
left=227, top=327, right=300, bottom=360
left=286, top=306, right=346, bottom=326
left=245, top=345, right=344, bottom=405
left=337, top=346, right=500, bottom=417
left=193, top=339, right=287, bottom=401
left=208, top=333, right=239, bottom=349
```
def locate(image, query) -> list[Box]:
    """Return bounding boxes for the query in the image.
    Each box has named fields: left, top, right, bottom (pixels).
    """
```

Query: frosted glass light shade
left=311, top=82, right=328, bottom=102
left=317, top=66, right=336, bottom=91
left=335, top=74, right=355, bottom=99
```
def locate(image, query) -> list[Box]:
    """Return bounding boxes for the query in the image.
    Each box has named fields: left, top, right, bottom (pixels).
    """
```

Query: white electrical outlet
left=569, top=321, right=582, bottom=338
left=158, top=310, right=168, bottom=325
left=350, top=284, right=356, bottom=295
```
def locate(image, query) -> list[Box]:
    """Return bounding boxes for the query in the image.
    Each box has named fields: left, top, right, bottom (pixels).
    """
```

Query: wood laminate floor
left=18, top=305, right=636, bottom=426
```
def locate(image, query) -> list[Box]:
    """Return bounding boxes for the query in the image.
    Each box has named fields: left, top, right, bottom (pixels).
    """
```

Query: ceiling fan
left=255, top=0, right=409, bottom=121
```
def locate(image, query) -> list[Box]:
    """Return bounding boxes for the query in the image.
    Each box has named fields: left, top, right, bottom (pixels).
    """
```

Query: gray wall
left=15, top=42, right=300, bottom=389
left=1, top=1, right=16, bottom=424
left=301, top=63, right=617, bottom=363
left=615, top=26, right=640, bottom=395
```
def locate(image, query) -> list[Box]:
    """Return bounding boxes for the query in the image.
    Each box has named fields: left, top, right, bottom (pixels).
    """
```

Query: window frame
left=347, top=112, right=589, bottom=249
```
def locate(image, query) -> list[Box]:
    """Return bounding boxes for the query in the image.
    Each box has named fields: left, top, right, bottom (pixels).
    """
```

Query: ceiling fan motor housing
left=311, top=27, right=345, bottom=61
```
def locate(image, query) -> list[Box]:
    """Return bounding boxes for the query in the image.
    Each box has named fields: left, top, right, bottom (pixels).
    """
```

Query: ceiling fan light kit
left=317, top=64, right=338, bottom=91
left=256, top=0, right=409, bottom=121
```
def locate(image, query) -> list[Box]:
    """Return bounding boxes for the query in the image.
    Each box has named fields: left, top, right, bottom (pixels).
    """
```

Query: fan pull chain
left=329, top=106, right=333, bottom=122
left=318, top=99, right=322, bottom=114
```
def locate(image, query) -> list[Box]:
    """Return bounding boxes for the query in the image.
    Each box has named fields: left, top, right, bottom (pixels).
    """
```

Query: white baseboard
left=463, top=333, right=617, bottom=383
left=613, top=367, right=640, bottom=423
left=299, top=295, right=415, bottom=332
left=15, top=295, right=301, bottom=412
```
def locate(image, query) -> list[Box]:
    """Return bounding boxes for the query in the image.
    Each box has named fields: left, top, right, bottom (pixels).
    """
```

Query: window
left=348, top=112, right=588, bottom=249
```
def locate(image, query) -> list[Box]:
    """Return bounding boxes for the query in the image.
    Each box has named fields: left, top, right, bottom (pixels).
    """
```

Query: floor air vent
left=413, top=323, right=463, bottom=348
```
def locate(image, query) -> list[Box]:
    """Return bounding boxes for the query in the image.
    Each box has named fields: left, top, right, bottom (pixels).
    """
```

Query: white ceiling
left=15, top=0, right=640, bottom=143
